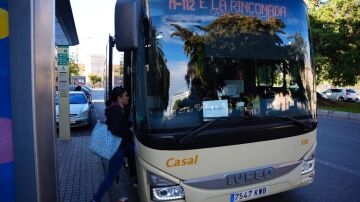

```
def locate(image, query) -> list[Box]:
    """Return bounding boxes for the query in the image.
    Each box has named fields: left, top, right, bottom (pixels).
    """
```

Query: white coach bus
left=112, top=0, right=316, bottom=201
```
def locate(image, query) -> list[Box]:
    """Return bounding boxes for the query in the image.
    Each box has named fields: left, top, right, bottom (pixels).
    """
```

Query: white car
left=317, top=91, right=328, bottom=99
left=323, top=88, right=359, bottom=102
left=55, top=91, right=91, bottom=127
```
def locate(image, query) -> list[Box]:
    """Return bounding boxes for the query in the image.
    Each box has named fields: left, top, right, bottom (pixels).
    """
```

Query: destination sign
left=168, top=0, right=287, bottom=18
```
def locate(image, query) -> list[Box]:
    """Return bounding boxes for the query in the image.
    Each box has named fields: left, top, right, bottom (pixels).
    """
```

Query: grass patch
left=317, top=93, right=360, bottom=113
left=318, top=105, right=360, bottom=113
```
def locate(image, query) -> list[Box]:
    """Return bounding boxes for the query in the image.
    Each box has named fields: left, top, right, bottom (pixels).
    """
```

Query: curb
left=318, top=109, right=360, bottom=121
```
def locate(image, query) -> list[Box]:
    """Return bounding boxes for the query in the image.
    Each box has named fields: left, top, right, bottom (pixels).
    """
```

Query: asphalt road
left=256, top=117, right=360, bottom=202
left=72, top=90, right=360, bottom=202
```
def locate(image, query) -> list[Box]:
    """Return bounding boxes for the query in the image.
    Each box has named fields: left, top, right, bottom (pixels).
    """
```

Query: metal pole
left=108, top=35, right=114, bottom=98
left=105, top=40, right=108, bottom=100
left=57, top=46, right=71, bottom=140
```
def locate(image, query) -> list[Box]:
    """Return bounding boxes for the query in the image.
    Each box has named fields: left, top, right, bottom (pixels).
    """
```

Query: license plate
left=230, top=186, right=269, bottom=202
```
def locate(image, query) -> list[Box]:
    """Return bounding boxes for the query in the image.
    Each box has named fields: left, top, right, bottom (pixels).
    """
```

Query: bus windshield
left=138, top=0, right=315, bottom=133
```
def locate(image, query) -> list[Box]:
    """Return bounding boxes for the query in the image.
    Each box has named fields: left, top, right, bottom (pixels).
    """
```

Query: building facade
left=90, top=54, right=105, bottom=78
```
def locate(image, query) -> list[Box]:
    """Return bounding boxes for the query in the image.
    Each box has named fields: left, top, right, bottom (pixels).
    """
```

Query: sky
left=69, top=0, right=122, bottom=64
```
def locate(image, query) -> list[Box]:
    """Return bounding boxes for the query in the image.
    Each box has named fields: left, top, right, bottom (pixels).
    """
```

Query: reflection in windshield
left=137, top=0, right=315, bottom=132
left=55, top=94, right=87, bottom=105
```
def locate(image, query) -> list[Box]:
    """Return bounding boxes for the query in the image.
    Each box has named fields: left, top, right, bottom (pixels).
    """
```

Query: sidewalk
left=57, top=137, right=109, bottom=202
left=56, top=100, right=137, bottom=202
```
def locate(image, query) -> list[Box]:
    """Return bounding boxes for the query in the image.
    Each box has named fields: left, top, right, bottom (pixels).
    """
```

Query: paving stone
left=57, top=136, right=109, bottom=202
left=57, top=100, right=138, bottom=202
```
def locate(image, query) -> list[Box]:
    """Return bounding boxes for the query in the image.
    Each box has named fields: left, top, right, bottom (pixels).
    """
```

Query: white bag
left=88, top=122, right=122, bottom=160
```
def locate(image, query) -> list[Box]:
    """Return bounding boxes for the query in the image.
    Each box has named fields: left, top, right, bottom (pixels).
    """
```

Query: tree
left=170, top=14, right=312, bottom=113
left=173, top=99, right=182, bottom=111
left=304, top=0, right=322, bottom=9
left=89, top=74, right=102, bottom=87
left=310, top=0, right=360, bottom=86
left=147, top=25, right=170, bottom=108
left=171, top=15, right=293, bottom=98
left=69, top=55, right=80, bottom=78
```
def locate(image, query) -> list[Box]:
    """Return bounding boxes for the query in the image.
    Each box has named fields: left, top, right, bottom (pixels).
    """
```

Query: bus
left=111, top=0, right=316, bottom=201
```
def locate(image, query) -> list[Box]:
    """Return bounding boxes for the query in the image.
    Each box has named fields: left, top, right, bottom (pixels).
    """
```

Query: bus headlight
left=152, top=186, right=185, bottom=201
left=301, top=154, right=315, bottom=175
left=148, top=172, right=185, bottom=201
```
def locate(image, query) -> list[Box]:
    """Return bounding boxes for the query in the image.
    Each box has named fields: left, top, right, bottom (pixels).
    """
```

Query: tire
left=338, top=97, right=344, bottom=102
left=84, top=112, right=92, bottom=129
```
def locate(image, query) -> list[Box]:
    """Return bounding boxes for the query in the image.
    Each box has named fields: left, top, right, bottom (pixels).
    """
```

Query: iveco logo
left=227, top=167, right=274, bottom=185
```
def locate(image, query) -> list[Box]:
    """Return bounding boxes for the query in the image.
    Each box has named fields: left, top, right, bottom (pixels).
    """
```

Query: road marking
left=317, top=159, right=360, bottom=178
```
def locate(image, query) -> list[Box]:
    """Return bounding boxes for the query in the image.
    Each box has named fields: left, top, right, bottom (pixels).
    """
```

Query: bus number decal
left=301, top=139, right=309, bottom=145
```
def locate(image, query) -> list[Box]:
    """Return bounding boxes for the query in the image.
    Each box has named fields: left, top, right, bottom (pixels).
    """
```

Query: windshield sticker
left=236, top=102, right=245, bottom=109
left=203, top=100, right=229, bottom=118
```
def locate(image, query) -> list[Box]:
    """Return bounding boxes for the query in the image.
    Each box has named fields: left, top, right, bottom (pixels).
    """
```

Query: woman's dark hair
left=106, top=86, right=127, bottom=106
left=74, top=85, right=82, bottom=91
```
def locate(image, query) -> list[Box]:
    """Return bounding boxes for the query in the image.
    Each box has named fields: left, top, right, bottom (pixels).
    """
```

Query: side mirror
left=115, top=0, right=140, bottom=51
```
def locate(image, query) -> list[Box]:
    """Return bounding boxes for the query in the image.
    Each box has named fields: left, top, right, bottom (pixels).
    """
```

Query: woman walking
left=92, top=87, right=135, bottom=202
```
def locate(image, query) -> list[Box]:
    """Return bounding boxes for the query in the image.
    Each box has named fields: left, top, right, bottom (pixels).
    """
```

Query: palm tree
left=147, top=26, right=170, bottom=108
left=170, top=14, right=289, bottom=99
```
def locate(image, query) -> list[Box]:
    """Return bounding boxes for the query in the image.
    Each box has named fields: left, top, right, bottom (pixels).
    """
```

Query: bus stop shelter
left=0, top=0, right=78, bottom=201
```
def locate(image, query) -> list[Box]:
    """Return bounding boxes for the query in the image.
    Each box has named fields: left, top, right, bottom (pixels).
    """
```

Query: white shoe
left=118, top=197, right=129, bottom=202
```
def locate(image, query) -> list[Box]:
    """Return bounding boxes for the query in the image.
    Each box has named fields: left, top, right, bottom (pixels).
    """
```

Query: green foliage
left=305, top=0, right=322, bottom=8
left=173, top=99, right=182, bottom=110
left=88, top=74, right=102, bottom=85
left=318, top=92, right=360, bottom=113
left=310, top=0, right=360, bottom=86
left=69, top=56, right=80, bottom=77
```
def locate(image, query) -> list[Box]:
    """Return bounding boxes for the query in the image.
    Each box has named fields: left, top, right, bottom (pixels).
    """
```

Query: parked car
left=317, top=91, right=328, bottom=99
left=323, top=88, right=342, bottom=100
left=323, top=88, right=358, bottom=102
left=81, top=85, right=92, bottom=93
left=55, top=91, right=91, bottom=128
left=69, top=85, right=92, bottom=104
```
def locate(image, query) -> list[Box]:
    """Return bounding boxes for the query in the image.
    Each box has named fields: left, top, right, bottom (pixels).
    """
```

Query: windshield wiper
left=178, top=117, right=225, bottom=145
left=268, top=115, right=313, bottom=131
left=177, top=116, right=313, bottom=146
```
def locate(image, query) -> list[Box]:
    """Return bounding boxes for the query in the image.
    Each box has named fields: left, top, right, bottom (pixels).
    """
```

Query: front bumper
left=344, top=96, right=359, bottom=101
left=136, top=145, right=316, bottom=202
left=180, top=167, right=314, bottom=202
left=56, top=116, right=90, bottom=128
